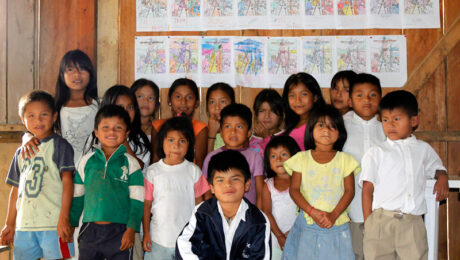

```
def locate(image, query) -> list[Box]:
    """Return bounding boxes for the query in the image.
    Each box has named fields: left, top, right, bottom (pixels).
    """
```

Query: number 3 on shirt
left=22, top=157, right=45, bottom=198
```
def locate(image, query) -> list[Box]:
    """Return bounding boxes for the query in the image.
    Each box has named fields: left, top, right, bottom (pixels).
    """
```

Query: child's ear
left=244, top=179, right=251, bottom=192
left=410, top=115, right=419, bottom=129
left=94, top=129, right=99, bottom=139
left=125, top=130, right=130, bottom=140
left=209, top=184, right=215, bottom=194
left=347, top=97, right=353, bottom=108
left=195, top=99, right=200, bottom=108
left=52, top=112, right=58, bottom=123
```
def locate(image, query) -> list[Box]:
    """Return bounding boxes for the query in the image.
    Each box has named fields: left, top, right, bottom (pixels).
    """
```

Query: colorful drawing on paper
left=305, top=0, right=334, bottom=15
left=337, top=37, right=366, bottom=72
left=268, top=39, right=297, bottom=75
left=303, top=38, right=333, bottom=74
left=370, top=0, right=399, bottom=14
left=371, top=37, right=400, bottom=73
left=169, top=38, right=199, bottom=73
left=271, top=0, right=300, bottom=16
left=238, top=0, right=267, bottom=16
left=234, top=39, right=265, bottom=75
left=137, top=0, right=167, bottom=18
left=202, top=38, right=232, bottom=74
left=136, top=39, right=167, bottom=74
left=404, top=0, right=432, bottom=14
left=337, top=0, right=366, bottom=15
left=204, top=0, right=233, bottom=16
left=171, top=0, right=200, bottom=17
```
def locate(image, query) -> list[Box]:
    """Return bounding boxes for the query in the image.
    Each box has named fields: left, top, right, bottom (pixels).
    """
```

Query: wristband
left=208, top=137, right=216, bottom=140
left=308, top=206, right=314, bottom=216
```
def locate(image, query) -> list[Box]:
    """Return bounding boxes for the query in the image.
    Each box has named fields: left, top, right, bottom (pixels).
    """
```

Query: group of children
left=0, top=49, right=450, bottom=260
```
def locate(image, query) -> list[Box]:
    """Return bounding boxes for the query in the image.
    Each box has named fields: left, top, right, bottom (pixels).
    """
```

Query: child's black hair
left=282, top=72, right=326, bottom=135
left=253, top=89, right=284, bottom=124
left=206, top=82, right=235, bottom=106
left=220, top=103, right=252, bottom=130
left=349, top=73, right=382, bottom=97
left=156, top=116, right=195, bottom=162
left=130, top=78, right=160, bottom=113
left=207, top=150, right=251, bottom=185
left=331, top=70, right=357, bottom=90
left=94, top=105, right=131, bottom=132
left=304, top=104, right=347, bottom=151
left=264, top=136, right=300, bottom=178
left=379, top=90, right=418, bottom=117
left=19, top=90, right=56, bottom=118
left=168, top=78, right=199, bottom=101
left=55, top=49, right=98, bottom=133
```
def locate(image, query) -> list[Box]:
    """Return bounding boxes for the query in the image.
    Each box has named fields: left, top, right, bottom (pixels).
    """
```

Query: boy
left=176, top=150, right=271, bottom=259
left=0, top=90, right=75, bottom=259
left=360, top=90, right=449, bottom=260
left=342, top=73, right=386, bottom=260
left=202, top=103, right=264, bottom=208
left=70, top=105, right=144, bottom=259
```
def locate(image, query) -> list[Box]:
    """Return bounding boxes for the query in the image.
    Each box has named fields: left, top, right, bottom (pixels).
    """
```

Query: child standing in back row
left=330, top=70, right=357, bottom=119
left=130, top=78, right=160, bottom=140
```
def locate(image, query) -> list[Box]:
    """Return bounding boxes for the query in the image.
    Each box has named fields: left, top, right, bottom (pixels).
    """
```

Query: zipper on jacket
left=95, top=144, right=124, bottom=179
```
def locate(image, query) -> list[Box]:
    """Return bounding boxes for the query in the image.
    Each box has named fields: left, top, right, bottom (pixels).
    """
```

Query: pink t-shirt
left=289, top=124, right=306, bottom=151
left=144, top=174, right=209, bottom=201
left=249, top=130, right=285, bottom=158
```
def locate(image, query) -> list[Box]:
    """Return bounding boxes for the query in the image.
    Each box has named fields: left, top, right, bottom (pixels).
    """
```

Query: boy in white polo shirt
left=360, top=90, right=449, bottom=260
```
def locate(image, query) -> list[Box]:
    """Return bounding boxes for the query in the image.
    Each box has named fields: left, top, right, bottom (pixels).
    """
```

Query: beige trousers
left=350, top=222, right=364, bottom=260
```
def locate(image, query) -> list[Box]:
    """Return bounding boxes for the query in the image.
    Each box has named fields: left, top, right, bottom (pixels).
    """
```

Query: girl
left=206, top=82, right=235, bottom=152
left=330, top=70, right=357, bottom=117
left=261, top=136, right=300, bottom=260
left=143, top=116, right=209, bottom=259
left=282, top=72, right=325, bottom=151
left=151, top=78, right=208, bottom=168
left=130, top=78, right=160, bottom=140
left=250, top=89, right=284, bottom=158
left=282, top=105, right=359, bottom=260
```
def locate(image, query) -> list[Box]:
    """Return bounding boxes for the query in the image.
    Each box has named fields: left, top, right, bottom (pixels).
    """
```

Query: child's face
left=116, top=95, right=135, bottom=123
left=207, top=89, right=231, bottom=120
left=268, top=146, right=291, bottom=176
left=163, top=130, right=188, bottom=165
left=170, top=85, right=198, bottom=117
left=221, top=116, right=251, bottom=149
left=330, top=79, right=351, bottom=113
left=312, top=116, right=339, bottom=148
left=288, top=84, right=317, bottom=117
left=21, top=101, right=57, bottom=140
left=349, top=83, right=381, bottom=121
left=135, top=86, right=156, bottom=118
left=256, top=102, right=280, bottom=132
left=63, top=64, right=90, bottom=92
left=381, top=108, right=418, bottom=141
left=94, top=116, right=129, bottom=150
left=210, top=169, right=251, bottom=204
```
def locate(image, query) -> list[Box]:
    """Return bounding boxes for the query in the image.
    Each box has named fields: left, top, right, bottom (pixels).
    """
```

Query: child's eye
left=186, top=95, right=194, bottom=101
left=232, top=177, right=241, bottom=181
left=179, top=139, right=187, bottom=144
left=224, top=124, right=230, bottom=129
left=137, top=95, right=143, bottom=99
left=357, top=94, right=362, bottom=97
left=395, top=117, right=400, bottom=121
left=270, top=154, right=276, bottom=160
left=220, top=100, right=228, bottom=105
left=259, top=109, right=266, bottom=113
left=344, top=88, right=349, bottom=93
left=115, top=125, right=123, bottom=130
left=382, top=118, right=388, bottom=122
left=148, top=96, right=155, bottom=101
left=281, top=152, right=289, bottom=158
left=237, top=125, right=243, bottom=129
left=209, top=100, right=215, bottom=105
left=288, top=93, right=295, bottom=98
left=102, top=125, right=109, bottom=129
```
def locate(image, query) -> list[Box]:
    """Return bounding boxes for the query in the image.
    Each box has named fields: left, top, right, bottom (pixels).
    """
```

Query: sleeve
left=358, top=148, right=380, bottom=187
left=175, top=204, right=202, bottom=260
left=423, top=143, right=447, bottom=179
left=194, top=174, right=210, bottom=198
left=283, top=152, right=305, bottom=176
left=53, top=138, right=75, bottom=173
left=70, top=168, right=85, bottom=227
left=214, top=133, right=225, bottom=150
left=248, top=213, right=272, bottom=260
left=202, top=153, right=212, bottom=179
left=127, top=159, right=145, bottom=232
left=6, top=150, right=21, bottom=187
left=252, top=152, right=265, bottom=177
left=342, top=152, right=361, bottom=178
left=144, top=178, right=154, bottom=201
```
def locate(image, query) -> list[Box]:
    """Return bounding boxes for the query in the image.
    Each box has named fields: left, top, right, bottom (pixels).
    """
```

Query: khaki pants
left=133, top=232, right=144, bottom=260
left=363, top=209, right=428, bottom=260
left=350, top=222, right=364, bottom=260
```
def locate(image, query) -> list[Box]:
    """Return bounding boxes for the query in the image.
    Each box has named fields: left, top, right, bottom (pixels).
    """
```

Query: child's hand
left=433, top=173, right=449, bottom=201
left=21, top=135, right=40, bottom=159
left=253, top=122, right=269, bottom=138
left=208, top=117, right=220, bottom=137
left=120, top=228, right=135, bottom=251
left=310, top=208, right=328, bottom=228
left=322, top=212, right=338, bottom=229
left=142, top=231, right=153, bottom=252
left=57, top=216, right=73, bottom=243
left=276, top=234, right=287, bottom=250
left=0, top=225, right=15, bottom=246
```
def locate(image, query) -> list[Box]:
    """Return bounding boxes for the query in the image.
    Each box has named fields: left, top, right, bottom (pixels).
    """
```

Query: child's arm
left=57, top=171, right=74, bottom=243
left=433, top=170, right=449, bottom=201
left=0, top=186, right=18, bottom=246
left=207, top=117, right=220, bottom=153
left=362, top=181, right=374, bottom=222
left=125, top=165, right=144, bottom=250
left=195, top=127, right=209, bottom=169
left=261, top=183, right=286, bottom=249
left=142, top=200, right=153, bottom=252
left=255, top=176, right=264, bottom=209
left=70, top=170, right=85, bottom=227
left=20, top=132, right=40, bottom=159
left=124, top=140, right=145, bottom=169
left=323, top=173, right=355, bottom=228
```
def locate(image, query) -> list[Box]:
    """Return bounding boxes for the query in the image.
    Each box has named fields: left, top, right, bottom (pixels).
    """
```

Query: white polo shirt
left=359, top=135, right=446, bottom=215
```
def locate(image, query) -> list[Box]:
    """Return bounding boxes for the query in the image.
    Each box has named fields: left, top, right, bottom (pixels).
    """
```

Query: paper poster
left=136, top=0, right=169, bottom=31
left=402, top=0, right=440, bottom=28
left=201, top=0, right=236, bottom=30
left=267, top=37, right=300, bottom=87
left=336, top=0, right=368, bottom=29
left=337, top=36, right=367, bottom=73
left=368, top=0, right=402, bottom=28
left=169, top=37, right=201, bottom=83
left=201, top=37, right=235, bottom=86
left=135, top=36, right=170, bottom=87
left=269, top=0, right=303, bottom=29
left=301, top=36, right=336, bottom=87
left=233, top=37, right=267, bottom=88
left=303, top=0, right=336, bottom=29
left=169, top=0, right=202, bottom=31
left=236, top=0, right=269, bottom=29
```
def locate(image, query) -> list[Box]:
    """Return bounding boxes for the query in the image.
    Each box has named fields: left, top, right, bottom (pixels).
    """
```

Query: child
left=282, top=72, right=325, bottom=151
left=202, top=103, right=265, bottom=208
left=143, top=116, right=209, bottom=259
left=283, top=105, right=359, bottom=260
left=261, top=136, right=299, bottom=260
left=250, top=89, right=285, bottom=158
left=330, top=70, right=357, bottom=118
left=0, top=90, right=75, bottom=259
left=176, top=150, right=271, bottom=259
left=70, top=105, right=144, bottom=259
left=360, top=90, right=449, bottom=260
left=206, top=82, right=235, bottom=152
left=151, top=78, right=208, bottom=168
left=130, top=78, right=160, bottom=140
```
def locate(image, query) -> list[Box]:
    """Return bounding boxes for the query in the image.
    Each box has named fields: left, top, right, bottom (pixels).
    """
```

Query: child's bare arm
left=142, top=200, right=153, bottom=252
left=362, top=181, right=374, bottom=221
left=195, top=127, right=209, bottom=169
left=262, top=183, right=286, bottom=249
left=120, top=227, right=135, bottom=250
left=324, top=173, right=355, bottom=228
left=207, top=118, right=220, bottom=152
left=255, top=175, right=264, bottom=209
left=433, top=170, right=449, bottom=201
left=0, top=186, right=18, bottom=246
left=58, top=171, right=74, bottom=242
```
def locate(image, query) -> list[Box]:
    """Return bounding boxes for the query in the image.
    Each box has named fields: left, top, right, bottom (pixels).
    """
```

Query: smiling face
left=256, top=102, right=281, bottom=133
left=349, top=83, right=381, bottom=121
left=162, top=130, right=189, bottom=165
left=330, top=79, right=351, bottom=114
left=210, top=168, right=251, bottom=204
left=207, top=89, right=232, bottom=120
left=21, top=101, right=57, bottom=140
left=288, top=83, right=317, bottom=119
left=312, top=116, right=339, bottom=148
left=381, top=108, right=418, bottom=141
left=170, top=85, right=198, bottom=117
left=268, top=146, right=291, bottom=176
left=115, top=95, right=135, bottom=123
left=135, top=86, right=156, bottom=118
left=94, top=116, right=129, bottom=153
left=63, top=64, right=90, bottom=92
left=221, top=116, right=250, bottom=149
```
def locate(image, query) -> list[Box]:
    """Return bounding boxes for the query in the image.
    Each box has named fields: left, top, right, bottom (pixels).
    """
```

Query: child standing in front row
left=143, top=116, right=209, bottom=259
left=261, top=136, right=300, bottom=260
left=0, top=90, right=75, bottom=260
left=283, top=105, right=359, bottom=260
left=70, top=105, right=144, bottom=259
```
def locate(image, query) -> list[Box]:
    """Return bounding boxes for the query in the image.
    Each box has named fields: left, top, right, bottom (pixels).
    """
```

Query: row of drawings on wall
left=136, top=0, right=440, bottom=31
left=134, top=35, right=407, bottom=88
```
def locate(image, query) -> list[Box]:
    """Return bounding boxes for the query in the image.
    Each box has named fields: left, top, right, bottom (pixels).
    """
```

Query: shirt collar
left=351, top=111, right=380, bottom=125
left=217, top=199, right=248, bottom=222
left=386, top=134, right=417, bottom=146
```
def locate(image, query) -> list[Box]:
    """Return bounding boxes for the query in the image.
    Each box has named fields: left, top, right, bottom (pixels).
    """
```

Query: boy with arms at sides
left=342, top=73, right=386, bottom=260
left=360, top=90, right=449, bottom=260
left=202, top=103, right=265, bottom=208
left=70, top=105, right=144, bottom=259
left=176, top=150, right=271, bottom=259
left=0, top=90, right=75, bottom=259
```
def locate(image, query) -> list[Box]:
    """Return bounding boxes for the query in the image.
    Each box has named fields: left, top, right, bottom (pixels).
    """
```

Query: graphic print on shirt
left=117, top=165, right=129, bottom=182
left=21, top=156, right=45, bottom=198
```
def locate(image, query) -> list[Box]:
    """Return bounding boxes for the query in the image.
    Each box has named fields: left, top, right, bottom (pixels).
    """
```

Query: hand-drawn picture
left=371, top=36, right=400, bottom=73
left=404, top=0, right=433, bottom=14
left=204, top=0, right=233, bottom=16
left=238, top=0, right=267, bottom=16
left=171, top=0, right=200, bottom=17
left=234, top=38, right=265, bottom=75
left=268, top=38, right=298, bottom=75
left=271, top=0, right=301, bottom=16
left=169, top=37, right=199, bottom=73
left=202, top=38, right=232, bottom=74
left=136, top=38, right=167, bottom=74
left=371, top=0, right=399, bottom=14
left=303, top=38, right=333, bottom=74
left=137, top=0, right=167, bottom=18
left=337, top=0, right=366, bottom=15
left=337, top=36, right=366, bottom=72
left=305, top=0, right=334, bottom=15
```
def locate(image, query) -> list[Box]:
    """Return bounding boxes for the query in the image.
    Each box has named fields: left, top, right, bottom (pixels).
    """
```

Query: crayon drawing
left=137, top=0, right=167, bottom=18
left=370, top=0, right=399, bottom=15
left=268, top=38, right=298, bottom=75
left=271, top=0, right=301, bottom=16
left=371, top=37, right=400, bottom=73
left=303, top=38, right=333, bottom=74
left=204, top=0, right=233, bottom=16
left=337, top=0, right=366, bottom=15
left=337, top=37, right=366, bottom=72
left=169, top=38, right=199, bottom=73
left=234, top=38, right=265, bottom=75
left=305, top=0, right=334, bottom=16
left=171, top=0, right=200, bottom=17
left=202, top=38, right=232, bottom=74
left=136, top=38, right=167, bottom=74
left=238, top=0, right=267, bottom=16
left=404, top=0, right=432, bottom=14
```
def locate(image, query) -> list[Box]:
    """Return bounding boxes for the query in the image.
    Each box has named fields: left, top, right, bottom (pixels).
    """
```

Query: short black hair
left=253, top=89, right=284, bottom=124
left=220, top=103, right=252, bottom=130
left=349, top=73, right=382, bottom=97
left=331, top=70, right=357, bottom=89
left=156, top=116, right=195, bottom=162
left=206, top=82, right=235, bottom=105
left=19, top=90, right=56, bottom=118
left=207, top=150, right=251, bottom=184
left=130, top=78, right=160, bottom=113
left=168, top=78, right=199, bottom=101
left=264, top=136, right=300, bottom=178
left=95, top=105, right=131, bottom=131
left=304, top=104, right=347, bottom=151
left=379, top=90, right=418, bottom=117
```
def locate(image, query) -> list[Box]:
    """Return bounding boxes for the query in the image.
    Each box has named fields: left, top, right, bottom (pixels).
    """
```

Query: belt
left=374, top=208, right=421, bottom=220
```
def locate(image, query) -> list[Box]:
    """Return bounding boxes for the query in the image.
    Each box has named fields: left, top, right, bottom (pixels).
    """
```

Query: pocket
left=363, top=212, right=380, bottom=240
left=78, top=222, right=90, bottom=243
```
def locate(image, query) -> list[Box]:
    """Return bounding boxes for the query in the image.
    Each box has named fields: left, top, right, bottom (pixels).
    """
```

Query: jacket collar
left=93, top=144, right=127, bottom=161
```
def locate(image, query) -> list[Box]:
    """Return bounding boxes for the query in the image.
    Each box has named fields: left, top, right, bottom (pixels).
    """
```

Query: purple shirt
left=202, top=147, right=264, bottom=204
left=289, top=124, right=306, bottom=151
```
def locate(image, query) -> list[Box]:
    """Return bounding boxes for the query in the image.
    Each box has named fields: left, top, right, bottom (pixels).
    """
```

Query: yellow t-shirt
left=283, top=150, right=360, bottom=226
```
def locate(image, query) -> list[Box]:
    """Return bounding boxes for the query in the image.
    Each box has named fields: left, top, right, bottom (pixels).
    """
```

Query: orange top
left=153, top=119, right=207, bottom=136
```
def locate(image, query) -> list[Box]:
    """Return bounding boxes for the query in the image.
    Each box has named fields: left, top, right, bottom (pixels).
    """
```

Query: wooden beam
left=414, top=131, right=460, bottom=142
